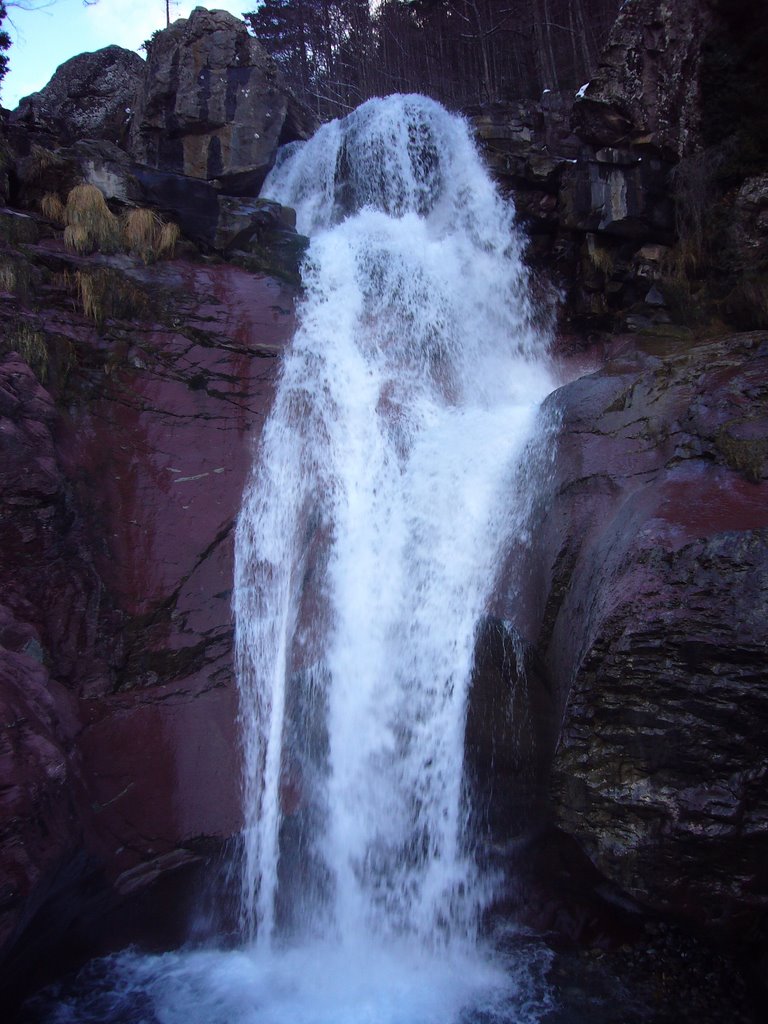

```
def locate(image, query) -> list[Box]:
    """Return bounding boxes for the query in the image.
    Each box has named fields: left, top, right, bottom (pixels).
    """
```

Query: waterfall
left=30, top=95, right=557, bottom=1024
left=235, top=95, right=554, bottom=955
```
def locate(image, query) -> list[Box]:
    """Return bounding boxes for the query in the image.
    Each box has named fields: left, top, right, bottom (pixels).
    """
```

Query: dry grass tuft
left=587, top=240, right=616, bottom=277
left=723, top=275, right=768, bottom=329
left=63, top=184, right=121, bottom=255
left=122, top=207, right=180, bottom=263
left=41, top=192, right=66, bottom=225
left=2, top=322, right=49, bottom=380
left=157, top=220, right=180, bottom=257
left=75, top=270, right=102, bottom=323
left=28, top=144, right=64, bottom=180
left=56, top=187, right=180, bottom=262
left=0, top=258, right=16, bottom=293
left=74, top=268, right=149, bottom=325
left=0, top=254, right=32, bottom=300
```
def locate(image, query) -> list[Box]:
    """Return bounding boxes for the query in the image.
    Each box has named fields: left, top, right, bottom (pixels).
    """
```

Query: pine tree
left=0, top=2, right=11, bottom=92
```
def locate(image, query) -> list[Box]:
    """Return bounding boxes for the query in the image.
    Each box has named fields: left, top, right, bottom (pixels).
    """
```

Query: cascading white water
left=235, top=94, right=555, bottom=960
left=31, top=95, right=557, bottom=1024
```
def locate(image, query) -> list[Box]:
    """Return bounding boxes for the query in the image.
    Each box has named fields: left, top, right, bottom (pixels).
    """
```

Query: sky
left=2, top=1, right=252, bottom=110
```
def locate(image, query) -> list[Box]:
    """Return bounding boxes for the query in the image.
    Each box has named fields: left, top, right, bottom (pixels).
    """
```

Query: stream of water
left=27, top=94, right=557, bottom=1024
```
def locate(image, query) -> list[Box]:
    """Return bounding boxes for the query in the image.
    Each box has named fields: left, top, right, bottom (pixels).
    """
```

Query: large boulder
left=10, top=46, right=144, bottom=146
left=128, top=7, right=314, bottom=194
left=524, top=332, right=768, bottom=939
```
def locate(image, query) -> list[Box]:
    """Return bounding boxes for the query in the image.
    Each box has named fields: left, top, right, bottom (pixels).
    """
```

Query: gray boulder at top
left=572, top=0, right=713, bottom=158
left=11, top=46, right=144, bottom=146
left=128, top=7, right=314, bottom=195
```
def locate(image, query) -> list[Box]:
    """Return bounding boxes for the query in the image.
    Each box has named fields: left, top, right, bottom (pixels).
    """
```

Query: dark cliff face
left=465, top=2, right=768, bottom=984
left=465, top=331, right=768, bottom=1019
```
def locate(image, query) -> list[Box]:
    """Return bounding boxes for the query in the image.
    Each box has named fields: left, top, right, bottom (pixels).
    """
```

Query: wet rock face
left=532, top=333, right=768, bottom=936
left=0, top=240, right=296, bottom=983
left=466, top=617, right=558, bottom=841
left=128, top=8, right=311, bottom=193
left=11, top=46, right=144, bottom=147
left=0, top=357, right=86, bottom=957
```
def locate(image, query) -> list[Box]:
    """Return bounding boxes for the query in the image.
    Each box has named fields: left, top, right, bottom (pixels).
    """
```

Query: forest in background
left=244, top=0, right=621, bottom=117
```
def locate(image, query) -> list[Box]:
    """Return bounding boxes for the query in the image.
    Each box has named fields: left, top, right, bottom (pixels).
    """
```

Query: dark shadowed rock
left=558, top=148, right=674, bottom=241
left=571, top=0, right=713, bottom=158
left=131, top=165, right=307, bottom=274
left=11, top=46, right=144, bottom=147
left=128, top=7, right=316, bottom=193
left=470, top=96, right=578, bottom=197
left=466, top=617, right=557, bottom=841
left=469, top=88, right=677, bottom=332
left=729, top=174, right=768, bottom=273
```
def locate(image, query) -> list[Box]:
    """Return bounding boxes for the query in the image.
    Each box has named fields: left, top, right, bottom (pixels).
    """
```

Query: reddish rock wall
left=494, top=332, right=768, bottom=944
left=0, top=241, right=296, bottom=980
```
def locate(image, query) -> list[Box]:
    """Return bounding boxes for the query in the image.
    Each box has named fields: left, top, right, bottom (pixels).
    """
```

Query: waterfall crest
left=234, top=94, right=554, bottom=952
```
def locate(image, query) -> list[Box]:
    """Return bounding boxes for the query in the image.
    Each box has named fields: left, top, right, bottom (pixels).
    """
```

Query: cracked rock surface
left=0, top=237, right=295, bottom=979
left=530, top=332, right=768, bottom=938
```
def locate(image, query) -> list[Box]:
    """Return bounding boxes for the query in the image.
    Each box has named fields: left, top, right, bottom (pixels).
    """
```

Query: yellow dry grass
left=75, top=270, right=103, bottom=323
left=74, top=268, right=149, bottom=325
left=587, top=243, right=616, bottom=277
left=122, top=207, right=181, bottom=263
left=3, top=322, right=48, bottom=380
left=28, top=144, right=64, bottom=180
left=157, top=220, right=180, bottom=257
left=63, top=184, right=121, bottom=255
left=41, top=192, right=66, bottom=225
left=0, top=258, right=16, bottom=293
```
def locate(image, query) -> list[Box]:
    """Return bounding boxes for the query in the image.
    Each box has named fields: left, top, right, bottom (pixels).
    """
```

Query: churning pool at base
left=23, top=937, right=555, bottom=1024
